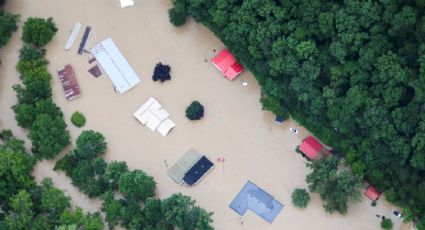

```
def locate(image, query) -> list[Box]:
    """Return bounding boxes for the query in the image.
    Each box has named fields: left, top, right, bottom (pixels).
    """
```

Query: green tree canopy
left=168, top=0, right=187, bottom=27
left=19, top=44, right=46, bottom=61
left=161, top=193, right=214, bottom=230
left=5, top=190, right=34, bottom=230
left=75, top=130, right=107, bottom=159
left=55, top=130, right=108, bottom=198
left=143, top=198, right=163, bottom=226
left=13, top=99, right=62, bottom=128
left=39, top=178, right=71, bottom=222
left=58, top=207, right=104, bottom=230
left=101, top=191, right=123, bottom=229
left=306, top=155, right=362, bottom=214
left=69, top=158, right=107, bottom=198
left=22, top=17, right=57, bottom=47
left=28, top=114, right=70, bottom=160
left=118, top=169, right=156, bottom=202
left=0, top=10, right=19, bottom=48
left=103, top=161, right=128, bottom=191
left=0, top=140, right=35, bottom=207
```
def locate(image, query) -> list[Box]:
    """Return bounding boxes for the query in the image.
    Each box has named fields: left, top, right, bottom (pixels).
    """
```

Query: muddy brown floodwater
left=0, top=0, right=411, bottom=229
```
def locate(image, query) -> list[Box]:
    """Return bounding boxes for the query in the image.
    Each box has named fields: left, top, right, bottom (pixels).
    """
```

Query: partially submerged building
left=211, top=49, right=244, bottom=80
left=299, top=136, right=331, bottom=160
left=91, top=38, right=140, bottom=94
left=183, top=156, right=214, bottom=186
left=64, top=22, right=81, bottom=50
left=120, top=0, right=134, bottom=8
left=229, top=181, right=283, bottom=223
left=133, top=97, right=175, bottom=136
left=364, top=185, right=380, bottom=201
left=57, top=64, right=81, bottom=101
left=167, top=149, right=214, bottom=186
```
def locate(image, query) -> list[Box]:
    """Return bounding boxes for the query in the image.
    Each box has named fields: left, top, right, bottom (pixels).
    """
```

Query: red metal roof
left=57, top=64, right=81, bottom=101
left=299, top=136, right=325, bottom=159
left=211, top=49, right=244, bottom=80
left=364, top=186, right=380, bottom=201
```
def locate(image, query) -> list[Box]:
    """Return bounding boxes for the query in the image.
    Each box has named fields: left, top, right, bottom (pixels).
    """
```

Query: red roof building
left=364, top=185, right=380, bottom=201
left=57, top=64, right=81, bottom=101
left=211, top=49, right=244, bottom=80
left=299, top=136, right=329, bottom=160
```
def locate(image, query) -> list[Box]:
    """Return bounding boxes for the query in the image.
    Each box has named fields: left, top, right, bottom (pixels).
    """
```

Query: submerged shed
left=364, top=185, right=380, bottom=201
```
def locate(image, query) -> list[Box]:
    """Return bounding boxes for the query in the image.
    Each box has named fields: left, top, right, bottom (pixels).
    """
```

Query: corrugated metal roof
left=91, top=38, right=140, bottom=94
left=300, top=136, right=325, bottom=159
left=211, top=49, right=244, bottom=80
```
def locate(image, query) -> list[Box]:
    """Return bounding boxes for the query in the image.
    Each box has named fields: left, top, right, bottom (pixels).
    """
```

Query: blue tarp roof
left=229, top=181, right=283, bottom=223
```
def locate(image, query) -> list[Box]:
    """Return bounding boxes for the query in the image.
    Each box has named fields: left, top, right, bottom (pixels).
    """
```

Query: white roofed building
left=91, top=38, right=140, bottom=94
left=120, top=0, right=134, bottom=8
left=133, top=97, right=176, bottom=136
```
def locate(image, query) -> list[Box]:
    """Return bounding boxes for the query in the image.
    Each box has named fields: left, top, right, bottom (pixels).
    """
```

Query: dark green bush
left=185, top=101, right=204, bottom=120
left=168, top=8, right=186, bottom=27
left=168, top=0, right=187, bottom=27
left=71, top=111, right=86, bottom=128
left=381, top=218, right=393, bottom=229
left=291, top=188, right=310, bottom=208
left=0, top=11, right=19, bottom=47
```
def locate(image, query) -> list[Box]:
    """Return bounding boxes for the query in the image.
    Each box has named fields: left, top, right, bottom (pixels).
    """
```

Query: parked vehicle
left=393, top=210, right=403, bottom=220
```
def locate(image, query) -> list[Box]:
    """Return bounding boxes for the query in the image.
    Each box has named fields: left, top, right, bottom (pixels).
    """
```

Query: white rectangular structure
left=91, top=38, right=140, bottom=94
left=133, top=97, right=176, bottom=136
left=120, top=0, right=134, bottom=8
left=65, top=22, right=82, bottom=50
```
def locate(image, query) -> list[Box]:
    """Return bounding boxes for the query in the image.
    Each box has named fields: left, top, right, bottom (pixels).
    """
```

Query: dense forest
left=169, top=0, right=425, bottom=227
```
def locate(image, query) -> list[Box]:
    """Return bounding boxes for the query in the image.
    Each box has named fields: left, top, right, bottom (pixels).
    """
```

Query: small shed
left=299, top=136, right=329, bottom=160
left=275, top=116, right=284, bottom=124
left=364, top=185, right=380, bottom=201
left=211, top=49, right=244, bottom=80
left=64, top=22, right=81, bottom=50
